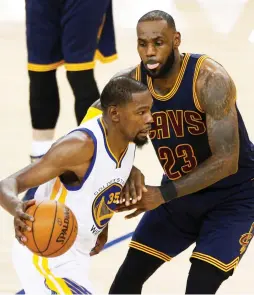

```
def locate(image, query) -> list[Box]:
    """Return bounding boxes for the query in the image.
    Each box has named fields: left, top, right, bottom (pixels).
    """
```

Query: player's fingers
left=17, top=211, right=34, bottom=222
left=134, top=173, right=147, bottom=202
left=119, top=192, right=125, bottom=205
left=22, top=200, right=35, bottom=221
left=120, top=182, right=129, bottom=204
left=134, top=172, right=143, bottom=203
left=129, top=180, right=136, bottom=205
left=89, top=243, right=101, bottom=256
left=23, top=199, right=36, bottom=210
left=96, top=244, right=104, bottom=253
left=142, top=185, right=148, bottom=193
left=125, top=209, right=144, bottom=219
left=90, top=247, right=99, bottom=256
left=14, top=226, right=27, bottom=244
left=123, top=182, right=130, bottom=206
left=15, top=218, right=31, bottom=232
left=15, top=233, right=26, bottom=245
left=133, top=184, right=147, bottom=203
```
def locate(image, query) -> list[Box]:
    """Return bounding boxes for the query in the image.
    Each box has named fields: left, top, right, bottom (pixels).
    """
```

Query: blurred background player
left=24, top=0, right=117, bottom=199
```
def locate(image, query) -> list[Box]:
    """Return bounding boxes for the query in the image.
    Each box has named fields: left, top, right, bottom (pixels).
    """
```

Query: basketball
left=24, top=200, right=78, bottom=258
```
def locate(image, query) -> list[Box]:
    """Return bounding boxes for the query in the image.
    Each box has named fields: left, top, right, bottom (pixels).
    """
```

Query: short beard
left=133, top=136, right=149, bottom=148
left=143, top=49, right=175, bottom=79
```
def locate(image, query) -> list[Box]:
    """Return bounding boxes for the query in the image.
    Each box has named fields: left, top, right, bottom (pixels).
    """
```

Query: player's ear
left=173, top=31, right=181, bottom=48
left=108, top=105, right=120, bottom=123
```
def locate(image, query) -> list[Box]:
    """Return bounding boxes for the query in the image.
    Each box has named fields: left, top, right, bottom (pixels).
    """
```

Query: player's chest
left=150, top=100, right=207, bottom=142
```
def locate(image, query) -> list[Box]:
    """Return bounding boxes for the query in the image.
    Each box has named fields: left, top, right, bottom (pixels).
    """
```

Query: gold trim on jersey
left=28, top=60, right=64, bottom=72
left=147, top=53, right=190, bottom=101
left=192, top=55, right=209, bottom=113
left=129, top=241, right=171, bottom=262
left=99, top=117, right=129, bottom=168
left=191, top=252, right=239, bottom=272
left=135, top=64, right=141, bottom=81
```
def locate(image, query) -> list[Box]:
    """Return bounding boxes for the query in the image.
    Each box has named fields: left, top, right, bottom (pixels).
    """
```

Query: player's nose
left=146, top=44, right=156, bottom=57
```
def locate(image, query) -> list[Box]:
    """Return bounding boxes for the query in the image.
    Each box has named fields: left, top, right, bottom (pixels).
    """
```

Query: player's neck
left=102, top=118, right=129, bottom=161
left=153, top=52, right=183, bottom=94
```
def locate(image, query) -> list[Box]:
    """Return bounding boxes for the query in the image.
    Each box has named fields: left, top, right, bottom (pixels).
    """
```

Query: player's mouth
left=139, top=126, right=151, bottom=136
left=146, top=61, right=160, bottom=70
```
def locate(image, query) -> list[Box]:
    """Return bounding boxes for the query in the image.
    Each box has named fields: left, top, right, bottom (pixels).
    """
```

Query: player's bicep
left=8, top=157, right=64, bottom=194
left=11, top=132, right=94, bottom=193
left=198, top=60, right=239, bottom=170
left=206, top=105, right=239, bottom=158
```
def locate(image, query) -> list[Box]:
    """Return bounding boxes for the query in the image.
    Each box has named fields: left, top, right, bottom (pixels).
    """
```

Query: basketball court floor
left=0, top=0, right=254, bottom=293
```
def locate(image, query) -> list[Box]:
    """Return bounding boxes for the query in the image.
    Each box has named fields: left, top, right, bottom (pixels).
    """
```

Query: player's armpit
left=4, top=131, right=95, bottom=194
left=170, top=60, right=239, bottom=198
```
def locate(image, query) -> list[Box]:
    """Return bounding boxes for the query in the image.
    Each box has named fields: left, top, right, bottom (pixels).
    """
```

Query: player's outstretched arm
left=0, top=131, right=94, bottom=217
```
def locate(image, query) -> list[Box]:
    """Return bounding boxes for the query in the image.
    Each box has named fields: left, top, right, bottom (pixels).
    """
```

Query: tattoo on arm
left=172, top=60, right=239, bottom=197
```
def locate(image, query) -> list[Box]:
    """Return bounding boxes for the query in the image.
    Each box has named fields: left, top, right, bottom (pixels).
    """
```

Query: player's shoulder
left=197, top=57, right=236, bottom=97
left=199, top=57, right=230, bottom=79
left=195, top=57, right=236, bottom=115
left=41, top=129, right=95, bottom=169
left=52, top=129, right=95, bottom=157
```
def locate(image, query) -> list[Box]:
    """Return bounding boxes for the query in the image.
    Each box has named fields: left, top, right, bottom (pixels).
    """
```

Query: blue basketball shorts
left=26, top=0, right=117, bottom=72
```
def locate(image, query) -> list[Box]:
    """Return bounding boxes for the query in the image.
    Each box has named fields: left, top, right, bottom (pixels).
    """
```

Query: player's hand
left=120, top=166, right=147, bottom=206
left=90, top=224, right=108, bottom=256
left=116, top=185, right=165, bottom=219
left=13, top=199, right=35, bottom=245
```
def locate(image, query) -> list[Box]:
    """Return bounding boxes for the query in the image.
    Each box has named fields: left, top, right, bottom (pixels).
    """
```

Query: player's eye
left=155, top=41, right=163, bottom=46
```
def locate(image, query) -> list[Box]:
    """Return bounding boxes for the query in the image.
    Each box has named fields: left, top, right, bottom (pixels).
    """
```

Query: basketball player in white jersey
left=0, top=76, right=153, bottom=294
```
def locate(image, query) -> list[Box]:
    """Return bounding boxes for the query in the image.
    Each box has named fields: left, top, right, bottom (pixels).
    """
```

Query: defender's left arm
left=170, top=59, right=238, bottom=198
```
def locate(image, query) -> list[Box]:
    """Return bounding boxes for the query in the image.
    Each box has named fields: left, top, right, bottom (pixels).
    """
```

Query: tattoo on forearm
left=173, top=60, right=239, bottom=197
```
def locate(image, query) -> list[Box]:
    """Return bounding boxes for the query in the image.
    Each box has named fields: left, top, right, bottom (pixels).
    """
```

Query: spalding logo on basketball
left=25, top=200, right=78, bottom=258
left=92, top=183, right=122, bottom=229
left=56, top=206, right=75, bottom=245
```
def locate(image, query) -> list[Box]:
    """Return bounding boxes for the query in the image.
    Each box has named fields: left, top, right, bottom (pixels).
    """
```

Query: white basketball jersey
left=33, top=115, right=136, bottom=269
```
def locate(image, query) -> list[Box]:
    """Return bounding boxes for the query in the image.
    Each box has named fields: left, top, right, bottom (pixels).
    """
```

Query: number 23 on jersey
left=159, top=144, right=197, bottom=180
